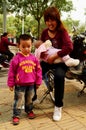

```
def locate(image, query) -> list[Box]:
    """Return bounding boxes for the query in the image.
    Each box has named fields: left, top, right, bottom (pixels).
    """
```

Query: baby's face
left=35, top=40, right=43, bottom=48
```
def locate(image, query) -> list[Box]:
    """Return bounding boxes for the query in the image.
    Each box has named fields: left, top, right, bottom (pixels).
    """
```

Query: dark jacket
left=41, top=28, right=73, bottom=57
left=0, top=36, right=16, bottom=53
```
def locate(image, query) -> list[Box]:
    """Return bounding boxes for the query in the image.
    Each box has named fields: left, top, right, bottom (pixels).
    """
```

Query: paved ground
left=0, top=66, right=86, bottom=130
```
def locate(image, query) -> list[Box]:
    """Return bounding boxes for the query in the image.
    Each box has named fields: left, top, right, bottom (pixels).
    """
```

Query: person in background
left=34, top=39, right=79, bottom=66
left=0, top=32, right=16, bottom=61
left=7, top=34, right=42, bottom=125
left=0, top=53, right=9, bottom=68
left=40, top=6, right=74, bottom=121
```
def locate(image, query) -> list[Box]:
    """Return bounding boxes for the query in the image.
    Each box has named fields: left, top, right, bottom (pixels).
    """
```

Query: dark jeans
left=0, top=53, right=6, bottom=63
left=2, top=50, right=14, bottom=61
left=41, top=61, right=68, bottom=107
left=13, top=85, right=35, bottom=118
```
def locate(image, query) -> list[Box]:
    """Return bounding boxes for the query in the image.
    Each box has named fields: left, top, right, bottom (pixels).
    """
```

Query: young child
left=34, top=40, right=80, bottom=67
left=7, top=34, right=42, bottom=125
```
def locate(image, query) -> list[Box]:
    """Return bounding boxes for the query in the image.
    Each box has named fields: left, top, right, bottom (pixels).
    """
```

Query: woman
left=40, top=7, right=73, bottom=121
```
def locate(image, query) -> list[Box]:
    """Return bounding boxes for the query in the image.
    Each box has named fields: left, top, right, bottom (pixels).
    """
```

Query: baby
left=34, top=40, right=80, bottom=67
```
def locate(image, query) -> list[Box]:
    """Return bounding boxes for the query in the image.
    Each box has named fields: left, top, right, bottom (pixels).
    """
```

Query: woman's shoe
left=53, top=106, right=62, bottom=121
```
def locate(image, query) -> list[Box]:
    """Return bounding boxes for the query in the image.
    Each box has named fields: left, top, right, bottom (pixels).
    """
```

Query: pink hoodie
left=7, top=52, right=42, bottom=88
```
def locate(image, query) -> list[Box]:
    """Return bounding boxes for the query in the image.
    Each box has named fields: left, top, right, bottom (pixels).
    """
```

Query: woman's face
left=45, top=19, right=57, bottom=32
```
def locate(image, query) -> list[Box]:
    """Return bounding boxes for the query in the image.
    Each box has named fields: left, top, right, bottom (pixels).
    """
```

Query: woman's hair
left=43, top=6, right=65, bottom=31
left=18, top=34, right=33, bottom=45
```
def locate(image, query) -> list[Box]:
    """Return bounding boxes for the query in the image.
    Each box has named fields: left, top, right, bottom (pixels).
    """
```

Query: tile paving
left=0, top=67, right=86, bottom=130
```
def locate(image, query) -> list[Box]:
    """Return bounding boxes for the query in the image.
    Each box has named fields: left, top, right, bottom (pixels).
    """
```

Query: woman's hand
left=47, top=53, right=58, bottom=64
left=36, top=85, right=40, bottom=89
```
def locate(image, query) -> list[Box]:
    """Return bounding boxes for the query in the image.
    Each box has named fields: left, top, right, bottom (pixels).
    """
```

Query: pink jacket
left=7, top=52, right=42, bottom=88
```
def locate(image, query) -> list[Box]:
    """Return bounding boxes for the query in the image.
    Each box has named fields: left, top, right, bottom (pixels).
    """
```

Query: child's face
left=19, top=39, right=32, bottom=55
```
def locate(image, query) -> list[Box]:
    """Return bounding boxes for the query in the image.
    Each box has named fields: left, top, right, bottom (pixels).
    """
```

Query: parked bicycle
left=39, top=69, right=55, bottom=103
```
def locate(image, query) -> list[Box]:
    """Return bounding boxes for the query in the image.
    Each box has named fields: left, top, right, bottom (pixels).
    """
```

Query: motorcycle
left=66, top=31, right=86, bottom=96
left=70, top=31, right=86, bottom=61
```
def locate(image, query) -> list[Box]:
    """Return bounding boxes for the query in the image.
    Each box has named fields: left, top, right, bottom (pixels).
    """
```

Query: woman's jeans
left=41, top=61, right=68, bottom=107
left=13, top=85, right=35, bottom=118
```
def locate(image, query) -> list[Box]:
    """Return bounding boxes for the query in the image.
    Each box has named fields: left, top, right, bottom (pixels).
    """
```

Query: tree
left=0, top=15, right=3, bottom=33
left=7, top=0, right=73, bottom=38
left=63, top=15, right=80, bottom=34
left=0, top=0, right=7, bottom=32
left=0, top=0, right=14, bottom=32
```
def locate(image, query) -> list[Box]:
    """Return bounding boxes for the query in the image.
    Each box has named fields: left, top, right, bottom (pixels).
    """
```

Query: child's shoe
left=13, top=117, right=19, bottom=125
left=28, top=111, right=36, bottom=119
left=65, top=58, right=80, bottom=67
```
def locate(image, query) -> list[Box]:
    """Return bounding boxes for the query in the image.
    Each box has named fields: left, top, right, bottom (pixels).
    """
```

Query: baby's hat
left=44, top=40, right=52, bottom=49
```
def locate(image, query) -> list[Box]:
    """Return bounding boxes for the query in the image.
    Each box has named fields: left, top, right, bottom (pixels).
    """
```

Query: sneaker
left=28, top=111, right=36, bottom=119
left=0, top=64, right=3, bottom=68
left=65, top=58, right=80, bottom=67
left=13, top=117, right=19, bottom=125
left=1, top=62, right=9, bottom=68
left=53, top=106, right=62, bottom=121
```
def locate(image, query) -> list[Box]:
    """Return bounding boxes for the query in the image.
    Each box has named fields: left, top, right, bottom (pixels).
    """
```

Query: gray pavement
left=0, top=67, right=86, bottom=130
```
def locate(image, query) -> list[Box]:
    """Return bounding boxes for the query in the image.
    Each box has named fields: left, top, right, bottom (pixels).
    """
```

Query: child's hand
left=36, top=85, right=40, bottom=89
left=9, top=87, right=14, bottom=91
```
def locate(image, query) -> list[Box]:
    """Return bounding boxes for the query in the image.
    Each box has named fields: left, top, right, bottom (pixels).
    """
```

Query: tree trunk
left=3, top=2, right=7, bottom=32
left=37, top=19, right=41, bottom=39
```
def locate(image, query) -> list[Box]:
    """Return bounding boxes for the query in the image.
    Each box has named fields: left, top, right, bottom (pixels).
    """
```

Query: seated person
left=34, top=40, right=80, bottom=67
left=0, top=53, right=9, bottom=68
left=0, top=32, right=17, bottom=61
